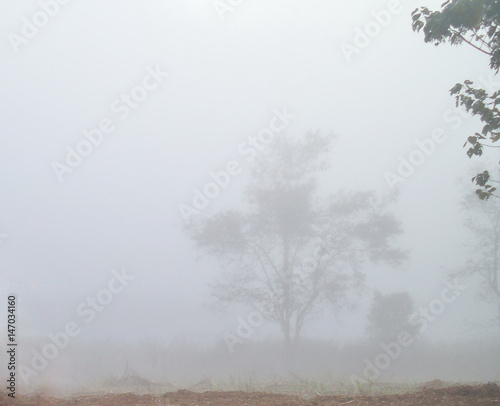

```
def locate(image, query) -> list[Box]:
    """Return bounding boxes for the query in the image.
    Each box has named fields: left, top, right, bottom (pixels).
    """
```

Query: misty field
left=3, top=0, right=500, bottom=405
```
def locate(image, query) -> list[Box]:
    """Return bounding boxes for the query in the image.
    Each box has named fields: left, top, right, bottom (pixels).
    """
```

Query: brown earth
left=1, top=383, right=500, bottom=406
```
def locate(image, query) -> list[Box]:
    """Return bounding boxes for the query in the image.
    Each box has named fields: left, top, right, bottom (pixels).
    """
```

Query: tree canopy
left=367, top=291, right=419, bottom=343
left=186, top=133, right=406, bottom=349
left=412, top=0, right=500, bottom=200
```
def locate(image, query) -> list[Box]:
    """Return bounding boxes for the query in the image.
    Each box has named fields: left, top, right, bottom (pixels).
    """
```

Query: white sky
left=0, top=0, right=497, bottom=345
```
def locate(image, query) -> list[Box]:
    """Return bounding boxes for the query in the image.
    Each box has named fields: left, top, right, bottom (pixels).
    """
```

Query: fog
left=1, top=0, right=499, bottom=396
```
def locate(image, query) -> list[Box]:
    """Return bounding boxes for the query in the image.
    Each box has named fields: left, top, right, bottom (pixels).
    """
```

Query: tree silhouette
left=186, top=133, right=406, bottom=349
left=367, top=291, right=419, bottom=343
left=454, top=193, right=500, bottom=327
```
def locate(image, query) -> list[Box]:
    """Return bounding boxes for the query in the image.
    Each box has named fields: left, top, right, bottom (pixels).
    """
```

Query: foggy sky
left=0, top=0, right=497, bottom=347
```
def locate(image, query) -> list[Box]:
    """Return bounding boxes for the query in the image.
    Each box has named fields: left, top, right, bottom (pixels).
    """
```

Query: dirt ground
left=2, top=383, right=500, bottom=406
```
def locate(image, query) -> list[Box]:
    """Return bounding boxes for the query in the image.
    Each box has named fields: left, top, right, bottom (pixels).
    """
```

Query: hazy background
left=0, top=0, right=499, bottom=393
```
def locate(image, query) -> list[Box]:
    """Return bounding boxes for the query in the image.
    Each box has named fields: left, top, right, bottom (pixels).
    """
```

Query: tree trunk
left=282, top=235, right=291, bottom=348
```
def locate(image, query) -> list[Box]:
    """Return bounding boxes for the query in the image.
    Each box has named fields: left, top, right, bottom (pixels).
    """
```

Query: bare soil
left=2, top=383, right=500, bottom=406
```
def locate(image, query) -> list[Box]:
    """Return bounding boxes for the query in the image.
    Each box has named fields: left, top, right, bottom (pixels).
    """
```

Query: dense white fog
left=0, top=0, right=499, bottom=396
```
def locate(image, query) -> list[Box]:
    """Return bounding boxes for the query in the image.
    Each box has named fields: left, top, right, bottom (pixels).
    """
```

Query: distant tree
left=454, top=194, right=500, bottom=327
left=412, top=0, right=500, bottom=200
left=186, top=133, right=406, bottom=351
left=367, top=292, right=419, bottom=343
